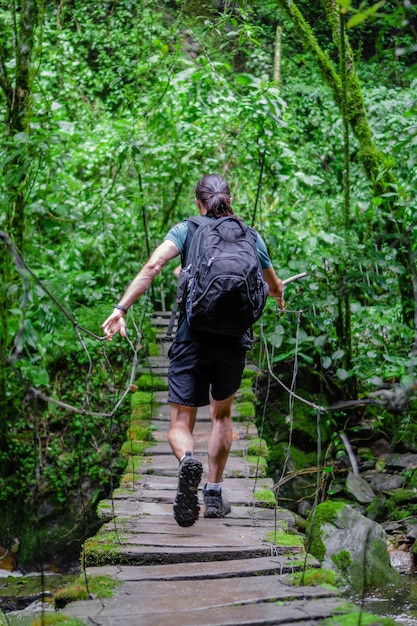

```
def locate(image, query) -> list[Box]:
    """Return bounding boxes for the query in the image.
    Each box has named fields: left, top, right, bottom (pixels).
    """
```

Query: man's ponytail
left=195, top=174, right=234, bottom=218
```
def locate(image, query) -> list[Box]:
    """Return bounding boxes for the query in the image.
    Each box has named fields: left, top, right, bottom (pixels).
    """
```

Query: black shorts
left=167, top=339, right=247, bottom=407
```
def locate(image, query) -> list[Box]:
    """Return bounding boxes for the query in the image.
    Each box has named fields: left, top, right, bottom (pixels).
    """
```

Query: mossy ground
left=306, top=501, right=345, bottom=562
left=135, top=373, right=168, bottom=391
left=265, top=529, right=305, bottom=550
left=32, top=616, right=85, bottom=625
left=0, top=574, right=77, bottom=604
left=234, top=400, right=255, bottom=421
left=247, top=437, right=269, bottom=458
left=237, top=388, right=257, bottom=403
left=83, top=532, right=120, bottom=566
left=287, top=567, right=336, bottom=587
left=53, top=574, right=121, bottom=609
left=253, top=488, right=276, bottom=507
left=318, top=611, right=397, bottom=626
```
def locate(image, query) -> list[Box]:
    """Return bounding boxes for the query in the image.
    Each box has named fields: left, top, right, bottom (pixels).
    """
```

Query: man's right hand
left=102, top=309, right=127, bottom=341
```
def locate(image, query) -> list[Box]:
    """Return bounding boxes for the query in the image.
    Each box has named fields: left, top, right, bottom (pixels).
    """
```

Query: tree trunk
left=0, top=0, right=42, bottom=464
left=0, top=0, right=42, bottom=247
left=274, top=25, right=282, bottom=83
left=276, top=0, right=415, bottom=328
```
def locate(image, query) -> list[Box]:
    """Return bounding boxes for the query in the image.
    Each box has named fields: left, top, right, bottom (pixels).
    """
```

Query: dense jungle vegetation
left=0, top=0, right=416, bottom=568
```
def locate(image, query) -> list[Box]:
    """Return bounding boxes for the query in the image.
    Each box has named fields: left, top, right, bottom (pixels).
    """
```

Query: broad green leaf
left=336, top=368, right=349, bottom=380
left=322, top=356, right=332, bottom=369
left=371, top=196, right=383, bottom=206
left=314, top=334, right=327, bottom=347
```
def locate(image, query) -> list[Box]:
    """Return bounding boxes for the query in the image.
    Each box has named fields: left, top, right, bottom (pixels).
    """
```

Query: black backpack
left=174, top=215, right=268, bottom=337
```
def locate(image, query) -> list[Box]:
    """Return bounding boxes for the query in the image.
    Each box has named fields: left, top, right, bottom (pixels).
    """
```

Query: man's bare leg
left=203, top=394, right=234, bottom=519
left=168, top=403, right=198, bottom=460
left=207, top=393, right=234, bottom=482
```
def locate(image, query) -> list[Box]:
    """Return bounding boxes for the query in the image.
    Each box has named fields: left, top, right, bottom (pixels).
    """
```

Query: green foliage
left=131, top=391, right=154, bottom=407
left=239, top=377, right=254, bottom=388
left=306, top=501, right=346, bottom=563
left=319, top=612, right=397, bottom=626
left=234, top=401, right=255, bottom=420
left=135, top=374, right=168, bottom=392
left=253, top=488, right=276, bottom=507
left=288, top=567, right=336, bottom=587
left=32, top=615, right=85, bottom=625
left=246, top=455, right=267, bottom=469
left=54, top=574, right=121, bottom=609
left=247, top=437, right=269, bottom=458
left=237, top=387, right=257, bottom=403
left=0, top=0, right=416, bottom=568
left=265, top=529, right=305, bottom=550
left=242, top=368, right=259, bottom=381
left=120, top=440, right=147, bottom=457
left=331, top=549, right=352, bottom=572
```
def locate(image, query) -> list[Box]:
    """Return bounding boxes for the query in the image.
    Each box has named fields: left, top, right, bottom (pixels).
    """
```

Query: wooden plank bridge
left=64, top=312, right=353, bottom=626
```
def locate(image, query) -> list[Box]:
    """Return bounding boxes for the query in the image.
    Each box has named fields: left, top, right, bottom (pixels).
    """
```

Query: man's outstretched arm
left=102, top=240, right=180, bottom=340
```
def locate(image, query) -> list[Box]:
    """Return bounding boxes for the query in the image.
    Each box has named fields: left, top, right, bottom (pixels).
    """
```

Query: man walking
left=102, top=174, right=284, bottom=527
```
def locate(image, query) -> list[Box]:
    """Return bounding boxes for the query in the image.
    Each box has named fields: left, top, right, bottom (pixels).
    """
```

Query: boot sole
left=173, top=458, right=203, bottom=527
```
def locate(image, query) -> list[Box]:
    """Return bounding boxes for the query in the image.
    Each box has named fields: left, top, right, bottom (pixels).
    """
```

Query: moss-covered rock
left=318, top=612, right=397, bottom=626
left=247, top=437, right=269, bottom=458
left=83, top=533, right=120, bottom=567
left=130, top=392, right=154, bottom=419
left=32, top=615, right=85, bottom=625
left=365, top=495, right=389, bottom=522
left=147, top=342, right=160, bottom=356
left=387, top=488, right=417, bottom=506
left=120, top=441, right=148, bottom=457
left=237, top=388, right=257, bottom=403
left=307, top=501, right=345, bottom=563
left=234, top=401, right=255, bottom=421
left=265, top=529, right=305, bottom=551
left=135, top=373, right=168, bottom=391
left=253, top=488, right=276, bottom=508
left=307, top=502, right=402, bottom=593
left=287, top=567, right=336, bottom=588
left=404, top=468, right=417, bottom=490
left=127, top=420, right=155, bottom=442
left=243, top=454, right=267, bottom=477
left=54, top=574, right=121, bottom=609
left=242, top=368, right=258, bottom=382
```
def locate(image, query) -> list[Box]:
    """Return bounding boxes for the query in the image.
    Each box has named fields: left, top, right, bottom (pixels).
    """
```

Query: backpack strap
left=181, top=215, right=210, bottom=266
left=165, top=215, right=211, bottom=340
left=166, top=300, right=179, bottom=340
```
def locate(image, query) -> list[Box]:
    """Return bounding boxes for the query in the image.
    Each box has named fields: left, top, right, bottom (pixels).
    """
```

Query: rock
left=388, top=548, right=416, bottom=575
left=297, top=501, right=312, bottom=517
left=384, top=453, right=417, bottom=470
left=365, top=470, right=405, bottom=492
left=365, top=495, right=389, bottom=522
left=307, top=502, right=402, bottom=593
left=405, top=521, right=417, bottom=540
left=345, top=471, right=375, bottom=503
left=371, top=438, right=391, bottom=457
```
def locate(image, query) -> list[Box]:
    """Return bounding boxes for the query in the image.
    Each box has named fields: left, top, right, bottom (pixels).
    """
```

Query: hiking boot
left=203, top=484, right=231, bottom=518
left=173, top=452, right=203, bottom=527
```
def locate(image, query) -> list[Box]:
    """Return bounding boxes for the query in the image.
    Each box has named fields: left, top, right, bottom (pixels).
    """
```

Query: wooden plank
left=86, top=555, right=320, bottom=581
left=66, top=578, right=342, bottom=622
